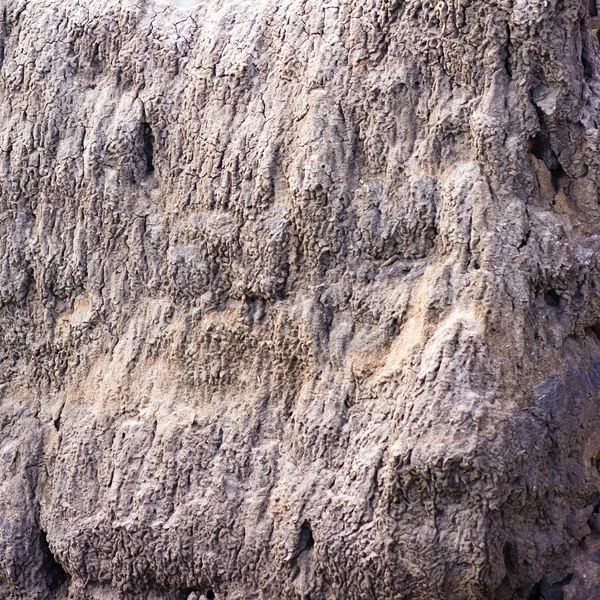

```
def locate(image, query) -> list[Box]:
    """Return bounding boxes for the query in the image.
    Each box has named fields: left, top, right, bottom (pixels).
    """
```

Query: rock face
left=3, top=0, right=600, bottom=598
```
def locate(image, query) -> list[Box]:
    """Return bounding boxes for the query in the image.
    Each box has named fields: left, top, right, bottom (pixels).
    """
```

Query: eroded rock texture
left=3, top=0, right=600, bottom=598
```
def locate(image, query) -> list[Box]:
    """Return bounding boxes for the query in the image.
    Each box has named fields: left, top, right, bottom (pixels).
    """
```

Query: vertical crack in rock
left=142, top=122, right=155, bottom=177
left=39, top=530, right=68, bottom=593
left=290, top=520, right=314, bottom=573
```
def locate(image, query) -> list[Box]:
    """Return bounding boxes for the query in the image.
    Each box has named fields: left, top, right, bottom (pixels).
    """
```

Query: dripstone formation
left=2, top=0, right=600, bottom=598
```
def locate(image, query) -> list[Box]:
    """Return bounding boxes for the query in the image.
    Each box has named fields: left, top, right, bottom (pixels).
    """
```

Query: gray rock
left=2, top=0, right=600, bottom=599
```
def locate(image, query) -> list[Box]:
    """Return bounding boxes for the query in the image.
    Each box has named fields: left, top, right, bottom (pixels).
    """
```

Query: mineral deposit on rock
left=2, top=0, right=600, bottom=599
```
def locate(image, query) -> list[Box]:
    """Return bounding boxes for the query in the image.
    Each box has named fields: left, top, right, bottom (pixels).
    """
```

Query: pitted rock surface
left=3, top=0, right=600, bottom=599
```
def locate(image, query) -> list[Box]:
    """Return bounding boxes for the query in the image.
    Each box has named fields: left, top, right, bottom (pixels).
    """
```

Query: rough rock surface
left=3, top=0, right=600, bottom=598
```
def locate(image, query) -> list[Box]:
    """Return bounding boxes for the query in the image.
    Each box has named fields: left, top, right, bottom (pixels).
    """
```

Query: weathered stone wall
left=2, top=0, right=600, bottom=598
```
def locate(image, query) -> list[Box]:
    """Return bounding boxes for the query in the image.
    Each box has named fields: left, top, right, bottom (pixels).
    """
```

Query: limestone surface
left=2, top=0, right=600, bottom=599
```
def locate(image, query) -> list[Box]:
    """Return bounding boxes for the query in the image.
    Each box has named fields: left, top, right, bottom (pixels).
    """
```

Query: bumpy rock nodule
left=2, top=0, right=600, bottom=598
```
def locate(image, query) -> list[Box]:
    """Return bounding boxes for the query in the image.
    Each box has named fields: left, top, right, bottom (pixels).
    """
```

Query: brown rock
left=2, top=1, right=600, bottom=599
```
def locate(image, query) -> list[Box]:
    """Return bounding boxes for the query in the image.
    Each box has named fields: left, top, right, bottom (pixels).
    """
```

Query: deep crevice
left=590, top=323, right=600, bottom=342
left=297, top=521, right=315, bottom=556
left=529, top=132, right=565, bottom=191
left=530, top=132, right=549, bottom=162
left=505, top=53, right=512, bottom=78
left=289, top=521, right=315, bottom=580
left=528, top=573, right=573, bottom=600
left=527, top=582, right=542, bottom=600
left=502, top=541, right=518, bottom=575
left=40, top=530, right=68, bottom=591
left=550, top=163, right=565, bottom=192
left=544, top=289, right=561, bottom=308
left=582, top=53, right=593, bottom=79
left=90, top=42, right=101, bottom=69
left=504, top=28, right=512, bottom=78
left=142, top=122, right=155, bottom=176
left=518, top=227, right=531, bottom=250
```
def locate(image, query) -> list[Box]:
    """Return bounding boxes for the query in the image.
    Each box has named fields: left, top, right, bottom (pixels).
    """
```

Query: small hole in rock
left=206, top=589, right=215, bottom=599
left=298, top=521, right=315, bottom=554
left=529, top=133, right=548, bottom=162
left=544, top=289, right=561, bottom=308
left=91, top=42, right=101, bottom=68
left=550, top=164, right=565, bottom=191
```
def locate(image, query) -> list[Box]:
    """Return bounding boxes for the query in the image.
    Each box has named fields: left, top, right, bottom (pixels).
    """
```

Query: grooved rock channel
left=3, top=0, right=600, bottom=599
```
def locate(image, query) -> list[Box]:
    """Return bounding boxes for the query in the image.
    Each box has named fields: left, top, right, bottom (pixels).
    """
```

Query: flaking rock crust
left=3, top=0, right=600, bottom=598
